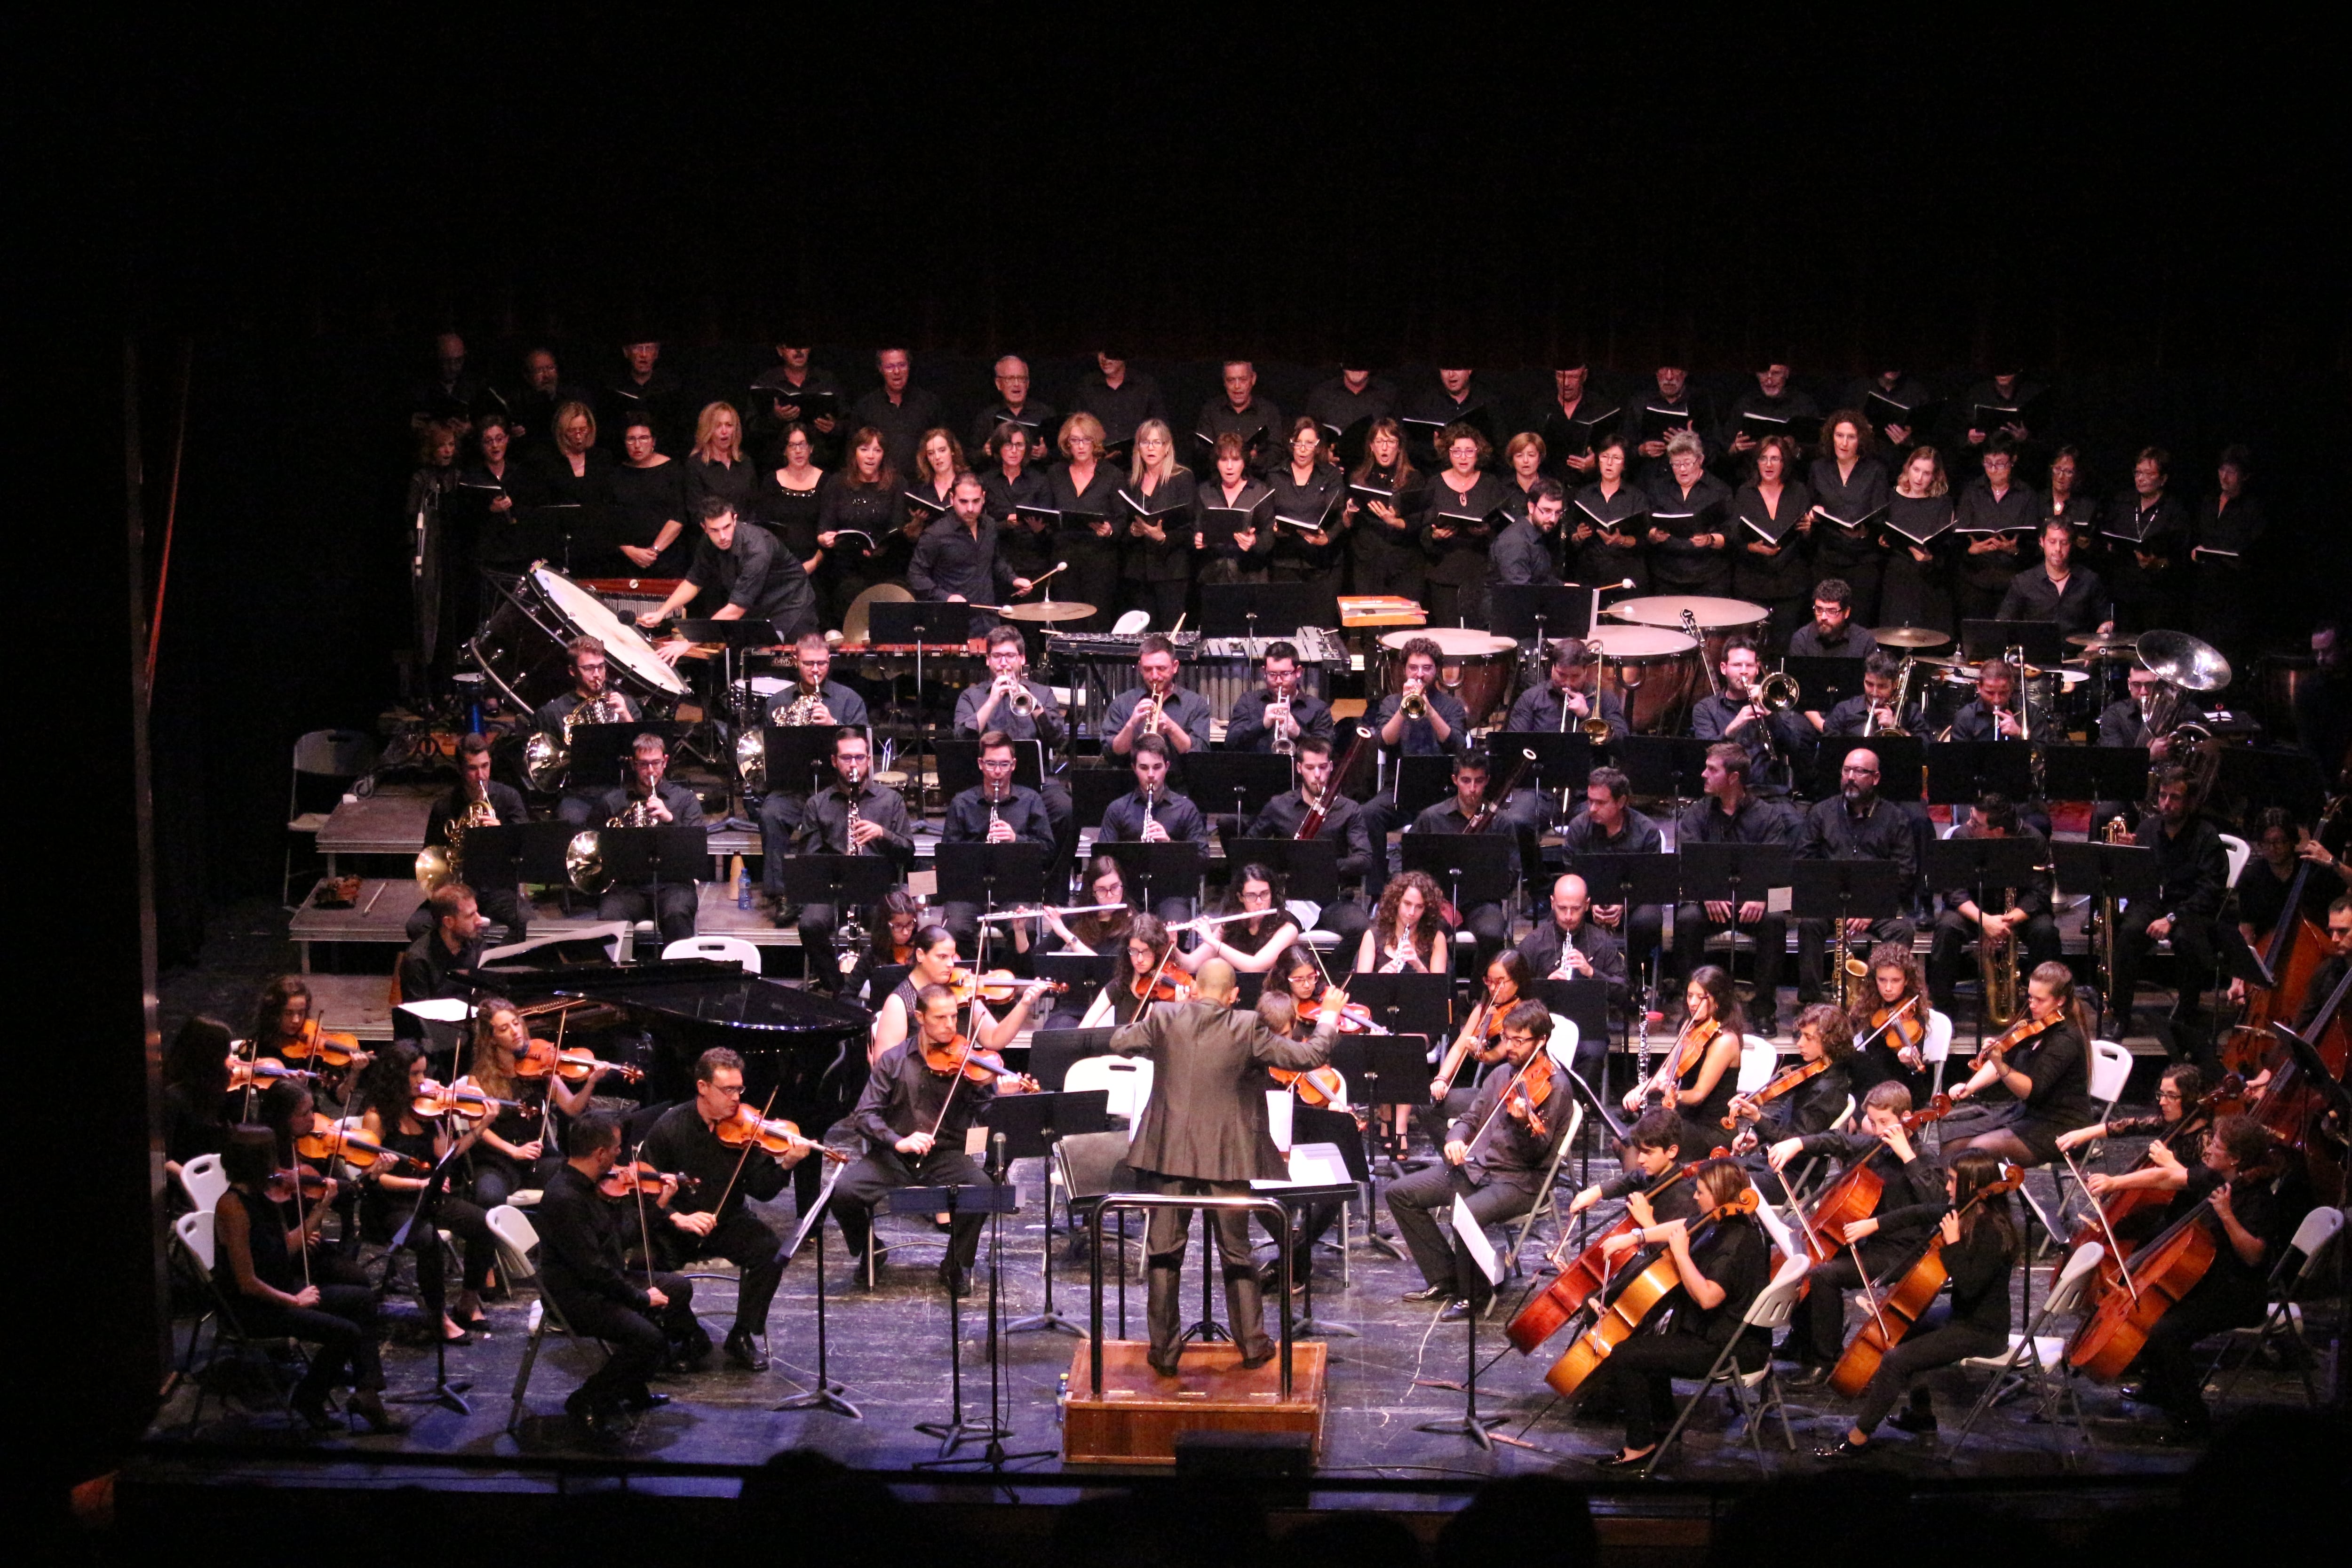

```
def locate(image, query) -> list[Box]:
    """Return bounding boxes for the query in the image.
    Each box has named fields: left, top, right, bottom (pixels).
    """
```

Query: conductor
left=1107, top=958, right=1350, bottom=1378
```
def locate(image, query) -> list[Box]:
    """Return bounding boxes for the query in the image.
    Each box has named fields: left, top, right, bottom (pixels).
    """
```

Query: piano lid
left=547, top=960, right=875, bottom=1035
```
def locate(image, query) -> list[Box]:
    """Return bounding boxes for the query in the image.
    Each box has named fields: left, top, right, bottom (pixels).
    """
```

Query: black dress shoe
left=1147, top=1347, right=1184, bottom=1379
left=1814, top=1438, right=1871, bottom=1459
left=290, top=1387, right=337, bottom=1433
left=1236, top=1343, right=1278, bottom=1370
left=1439, top=1298, right=1477, bottom=1321
left=723, top=1328, right=769, bottom=1370
left=1402, top=1283, right=1452, bottom=1303
left=620, top=1389, right=672, bottom=1412
left=349, top=1396, right=411, bottom=1435
left=1783, top=1366, right=1832, bottom=1391
left=1889, top=1404, right=1938, bottom=1434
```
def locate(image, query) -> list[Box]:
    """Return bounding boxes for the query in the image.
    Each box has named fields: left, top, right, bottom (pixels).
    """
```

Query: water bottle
left=736, top=864, right=751, bottom=910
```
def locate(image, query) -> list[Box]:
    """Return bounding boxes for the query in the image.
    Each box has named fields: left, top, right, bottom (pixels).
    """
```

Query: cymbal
left=2137, top=628, right=2232, bottom=692
left=998, top=600, right=1097, bottom=623
left=1872, top=625, right=1951, bottom=650
left=1912, top=653, right=1966, bottom=668
left=2067, top=631, right=2137, bottom=651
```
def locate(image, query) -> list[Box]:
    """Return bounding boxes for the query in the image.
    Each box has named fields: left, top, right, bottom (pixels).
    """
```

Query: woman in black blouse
left=212, top=1127, right=408, bottom=1433
left=1941, top=960, right=2096, bottom=1166
left=518, top=401, right=617, bottom=580
left=1343, top=417, right=1424, bottom=602
left=1571, top=435, right=1650, bottom=593
left=1502, top=431, right=1548, bottom=515
left=979, top=423, right=1054, bottom=585
left=455, top=413, right=518, bottom=593
left=2037, top=445, right=2098, bottom=542
left=1117, top=419, right=1197, bottom=631
left=753, top=422, right=827, bottom=579
left=1951, top=433, right=2038, bottom=624
left=611, top=413, right=690, bottom=576
left=1730, top=435, right=1815, bottom=653
left=1808, top=411, right=1891, bottom=626
left=1264, top=417, right=1346, bottom=623
left=1194, top=430, right=1273, bottom=587
left=815, top=427, right=898, bottom=623
left=1420, top=422, right=1510, bottom=626
left=354, top=1042, right=498, bottom=1344
left=2189, top=444, right=2265, bottom=657
left=684, top=401, right=759, bottom=525
left=1880, top=446, right=1956, bottom=634
left=1048, top=413, right=1126, bottom=631
left=1643, top=431, right=1734, bottom=597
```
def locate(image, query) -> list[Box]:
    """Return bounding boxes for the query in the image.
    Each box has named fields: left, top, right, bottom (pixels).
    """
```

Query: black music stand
left=1789, top=859, right=1911, bottom=959
left=1201, top=581, right=1321, bottom=642
left=567, top=720, right=695, bottom=793
left=1096, top=842, right=1205, bottom=920
left=1922, top=835, right=2052, bottom=1060
left=1403, top=834, right=1520, bottom=924
left=902, top=1168, right=1047, bottom=1470
left=1819, top=735, right=1927, bottom=801
left=1925, top=741, right=2037, bottom=807
left=1488, top=583, right=1596, bottom=650
left=772, top=1159, right=859, bottom=1419
left=2215, top=746, right=2328, bottom=824
left=1963, top=619, right=2064, bottom=667
left=385, top=1140, right=474, bottom=1415
left=1067, top=764, right=1131, bottom=827
left=1345, top=1025, right=1441, bottom=1258
left=2040, top=745, right=2151, bottom=804
left=1565, top=851, right=1681, bottom=921
left=1025, top=1026, right=1116, bottom=1092
left=1279, top=1113, right=1369, bottom=1337
left=870, top=600, right=990, bottom=646
left=1182, top=753, right=1295, bottom=826
left=1222, top=838, right=1341, bottom=904
left=988, top=1090, right=1112, bottom=1337
left=751, top=724, right=871, bottom=800
left=2050, top=839, right=2161, bottom=1013
left=936, top=842, right=1050, bottom=970
left=588, top=823, right=707, bottom=890
left=1621, top=736, right=1712, bottom=808
left=781, top=854, right=901, bottom=931
left=1784, top=656, right=1869, bottom=716
left=1679, top=841, right=1793, bottom=917
left=1393, top=755, right=1455, bottom=820
left=1488, top=731, right=1600, bottom=809
left=1032, top=960, right=1122, bottom=1027
left=448, top=820, right=577, bottom=892
left=933, top=737, right=1046, bottom=798
left=1534, top=976, right=1621, bottom=1185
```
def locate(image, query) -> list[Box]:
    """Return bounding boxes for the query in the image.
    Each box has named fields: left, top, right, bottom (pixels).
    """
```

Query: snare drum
left=469, top=565, right=692, bottom=716
left=1378, top=628, right=1520, bottom=726
left=1588, top=625, right=1700, bottom=734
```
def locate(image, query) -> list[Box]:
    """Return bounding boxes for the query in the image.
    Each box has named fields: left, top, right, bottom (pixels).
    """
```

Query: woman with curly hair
left=1846, top=939, right=1932, bottom=1097
left=1355, top=870, right=1451, bottom=976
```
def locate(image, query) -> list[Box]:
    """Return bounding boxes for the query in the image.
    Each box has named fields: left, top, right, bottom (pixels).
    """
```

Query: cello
left=1507, top=1154, right=1718, bottom=1355
left=1791, top=1094, right=1953, bottom=1272
left=2066, top=1147, right=2277, bottom=1383
left=1828, top=1162, right=2025, bottom=1396
left=1542, top=1189, right=1761, bottom=1399
left=2220, top=857, right=2331, bottom=1076
left=2056, top=1075, right=2241, bottom=1282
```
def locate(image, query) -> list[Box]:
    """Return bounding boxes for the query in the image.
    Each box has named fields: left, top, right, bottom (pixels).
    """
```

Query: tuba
left=415, top=794, right=498, bottom=895
left=565, top=792, right=660, bottom=894
left=1979, top=887, right=2020, bottom=1028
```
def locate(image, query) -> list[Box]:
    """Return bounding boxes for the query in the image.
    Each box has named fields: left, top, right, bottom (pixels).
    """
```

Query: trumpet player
left=955, top=626, right=1075, bottom=871
left=1929, top=793, right=2060, bottom=1021
left=1107, top=634, right=1211, bottom=756
left=1793, top=748, right=1918, bottom=1011
left=1225, top=641, right=1333, bottom=755
left=790, top=729, right=914, bottom=993
left=939, top=732, right=1057, bottom=952
left=1360, top=636, right=1470, bottom=876
left=1688, top=636, right=1807, bottom=795
left=537, top=637, right=640, bottom=824
left=405, top=732, right=532, bottom=942
left=592, top=732, right=704, bottom=942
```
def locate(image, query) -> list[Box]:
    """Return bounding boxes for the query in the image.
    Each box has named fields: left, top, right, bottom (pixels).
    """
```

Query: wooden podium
left=1061, top=1339, right=1327, bottom=1465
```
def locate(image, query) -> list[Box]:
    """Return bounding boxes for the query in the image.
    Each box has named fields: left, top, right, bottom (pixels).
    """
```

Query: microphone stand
left=385, top=1139, right=473, bottom=1415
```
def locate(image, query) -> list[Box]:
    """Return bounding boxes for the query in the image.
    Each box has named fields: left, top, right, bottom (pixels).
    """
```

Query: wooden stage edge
left=1063, top=1339, right=1327, bottom=1465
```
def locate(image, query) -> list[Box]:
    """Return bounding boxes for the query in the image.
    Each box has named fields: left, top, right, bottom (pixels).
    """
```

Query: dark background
left=39, top=14, right=2350, bottom=1505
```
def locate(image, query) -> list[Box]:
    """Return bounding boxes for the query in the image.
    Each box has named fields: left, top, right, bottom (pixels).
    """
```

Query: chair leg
left=1944, top=1351, right=2026, bottom=1460
left=509, top=1320, right=547, bottom=1433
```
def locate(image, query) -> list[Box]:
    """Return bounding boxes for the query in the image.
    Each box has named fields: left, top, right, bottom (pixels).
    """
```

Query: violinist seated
left=1940, top=960, right=2096, bottom=1168
left=352, top=1042, right=501, bottom=1345
left=404, top=733, right=531, bottom=943
left=1176, top=862, right=1302, bottom=977
left=1103, top=634, right=1213, bottom=757
left=1388, top=1000, right=1571, bottom=1319
left=754, top=631, right=873, bottom=860
left=2054, top=1062, right=2216, bottom=1249
left=210, top=1127, right=410, bottom=1434
left=869, top=923, right=967, bottom=1062
left=1401, top=749, right=1516, bottom=975
left=1772, top=1080, right=1947, bottom=1389
left=1244, top=734, right=1375, bottom=949
left=1793, top=746, right=1917, bottom=1011
left=459, top=996, right=618, bottom=1209
left=2090, top=663, right=2203, bottom=839
left=955, top=626, right=1075, bottom=868
left=789, top=728, right=914, bottom=993
left=2109, top=1114, right=2305, bottom=1441
left=834, top=983, right=1049, bottom=1297
left=639, top=1047, right=810, bottom=1372
left=1565, top=1108, right=1700, bottom=1226
left=1625, top=965, right=1748, bottom=1164
left=1845, top=943, right=1934, bottom=1099
left=1729, top=1004, right=1859, bottom=1200
left=535, top=636, right=641, bottom=826
left=1084, top=914, right=1189, bottom=1029
left=254, top=1077, right=368, bottom=1285
left=163, top=1015, right=237, bottom=1196
left=535, top=1112, right=709, bottom=1432
left=1557, top=766, right=1668, bottom=965
left=1093, top=734, right=1208, bottom=925
left=1927, top=792, right=2061, bottom=1021
left=1817, top=1151, right=2021, bottom=1457
left=938, top=731, right=1058, bottom=953
left=1424, top=953, right=1538, bottom=1144
left=1589, top=1158, right=1773, bottom=1472
left=396, top=883, right=487, bottom=1046
left=590, top=733, right=705, bottom=944
left=1359, top=637, right=1473, bottom=877
left=2103, top=765, right=2228, bottom=1055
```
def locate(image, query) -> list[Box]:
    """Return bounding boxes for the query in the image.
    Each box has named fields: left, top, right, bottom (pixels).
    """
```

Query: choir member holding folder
left=1343, top=418, right=1425, bottom=602
left=1116, top=421, right=1198, bottom=632
left=1533, top=363, right=1615, bottom=480
left=1879, top=446, right=1956, bottom=635
left=1951, top=434, right=2038, bottom=622
left=1572, top=435, right=1650, bottom=593
left=1731, top=437, right=1814, bottom=652
left=1419, top=422, right=1511, bottom=625
left=1808, top=411, right=1892, bottom=625
left=1266, top=418, right=1347, bottom=621
left=1643, top=431, right=1734, bottom=596
left=1040, top=413, right=1124, bottom=631
left=1195, top=432, right=1275, bottom=585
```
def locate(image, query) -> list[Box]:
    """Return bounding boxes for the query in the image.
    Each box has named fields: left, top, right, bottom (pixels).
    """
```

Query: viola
left=1968, top=1008, right=2060, bottom=1072
left=229, top=1058, right=318, bottom=1092
left=1509, top=1156, right=1716, bottom=1356
left=1792, top=1094, right=1953, bottom=1272
left=1724, top=1055, right=1832, bottom=1130
left=1270, top=1064, right=1348, bottom=1106
left=1829, top=1163, right=2025, bottom=1396
left=1542, top=1189, right=1761, bottom=1399
left=920, top=1033, right=1041, bottom=1091
left=949, top=969, right=1066, bottom=1007
left=597, top=1160, right=701, bottom=1200
left=264, top=1165, right=336, bottom=1204
left=294, top=1116, right=427, bottom=1174
left=711, top=1105, right=851, bottom=1164
left=279, top=1017, right=363, bottom=1068
left=411, top=1079, right=521, bottom=1123
left=516, top=1038, right=644, bottom=1085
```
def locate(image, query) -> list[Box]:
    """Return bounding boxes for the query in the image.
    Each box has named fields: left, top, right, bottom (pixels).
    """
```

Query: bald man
left=1108, top=959, right=1348, bottom=1377
left=1513, top=873, right=1627, bottom=1087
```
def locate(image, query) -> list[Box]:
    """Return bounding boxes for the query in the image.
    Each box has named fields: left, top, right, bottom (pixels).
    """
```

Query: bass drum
left=469, top=564, right=693, bottom=716
left=1588, top=625, right=1699, bottom=734
left=1378, top=628, right=1519, bottom=727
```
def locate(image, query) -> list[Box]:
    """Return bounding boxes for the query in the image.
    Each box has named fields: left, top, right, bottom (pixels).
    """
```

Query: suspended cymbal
left=998, top=599, right=1097, bottom=623
left=2067, top=631, right=2137, bottom=651
left=1911, top=653, right=1966, bottom=668
left=1871, top=625, right=1951, bottom=650
left=2137, top=629, right=2232, bottom=692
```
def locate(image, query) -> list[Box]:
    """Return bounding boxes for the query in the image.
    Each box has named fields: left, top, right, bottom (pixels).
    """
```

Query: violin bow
left=629, top=1138, right=657, bottom=1276
left=925, top=1033, right=981, bottom=1146
left=708, top=1083, right=781, bottom=1221
left=1853, top=992, right=1923, bottom=1054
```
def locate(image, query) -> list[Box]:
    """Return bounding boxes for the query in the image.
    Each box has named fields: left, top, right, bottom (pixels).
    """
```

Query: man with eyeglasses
left=939, top=731, right=1057, bottom=952
left=1795, top=747, right=1916, bottom=1008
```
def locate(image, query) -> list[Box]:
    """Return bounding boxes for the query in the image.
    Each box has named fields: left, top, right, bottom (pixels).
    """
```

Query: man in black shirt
left=1626, top=365, right=1720, bottom=471
left=410, top=331, right=485, bottom=433
left=1104, top=635, right=1214, bottom=757
left=641, top=1048, right=811, bottom=1371
left=1560, top=765, right=1669, bottom=965
left=1224, top=641, right=1335, bottom=755
left=752, top=339, right=843, bottom=458
left=1097, top=735, right=1207, bottom=924
left=2290, top=896, right=2352, bottom=1034
left=791, top=728, right=914, bottom=988
left=1719, top=361, right=1820, bottom=473
left=1840, top=369, right=1934, bottom=454
left=755, top=633, right=873, bottom=900
left=1530, top=362, right=1613, bottom=480
left=1787, top=579, right=1881, bottom=661
left=1815, top=652, right=1923, bottom=739
left=847, top=346, right=945, bottom=481
left=910, top=473, right=1033, bottom=605
left=1197, top=360, right=1282, bottom=472
left=940, top=731, right=1057, bottom=952
left=1404, top=750, right=1517, bottom=973
left=534, top=635, right=643, bottom=825
left=507, top=347, right=588, bottom=454
left=1516, top=874, right=1629, bottom=1081
left=2091, top=660, right=2204, bottom=837
left=1690, top=636, right=1807, bottom=793
left=1943, top=657, right=2053, bottom=744
left=535, top=1113, right=706, bottom=1429
left=639, top=498, right=818, bottom=644
left=2110, top=766, right=2229, bottom=1062
left=1360, top=637, right=1473, bottom=875
left=1507, top=635, right=1630, bottom=740
left=1406, top=367, right=1498, bottom=468
left=590, top=732, right=705, bottom=943
left=1677, top=744, right=1798, bottom=1033
left=602, top=338, right=687, bottom=454
left=1245, top=734, right=1374, bottom=949
left=954, top=626, right=1074, bottom=869
left=967, top=354, right=1058, bottom=454
left=1929, top=795, right=2061, bottom=1017
left=1489, top=478, right=1566, bottom=588
left=397, top=882, right=487, bottom=1042
left=1794, top=748, right=1918, bottom=1005
left=1995, top=518, right=2112, bottom=640
left=1562, top=1109, right=1699, bottom=1222
left=1068, top=353, right=1168, bottom=452
left=405, top=732, right=531, bottom=942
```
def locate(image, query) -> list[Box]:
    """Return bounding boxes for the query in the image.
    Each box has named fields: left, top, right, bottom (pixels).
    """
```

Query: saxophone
left=1979, top=886, right=2020, bottom=1028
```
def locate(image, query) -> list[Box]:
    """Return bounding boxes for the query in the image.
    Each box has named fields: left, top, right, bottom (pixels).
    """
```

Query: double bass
left=1828, top=1162, right=2025, bottom=1396
left=1542, top=1189, right=1762, bottom=1399
left=2220, top=857, right=2331, bottom=1076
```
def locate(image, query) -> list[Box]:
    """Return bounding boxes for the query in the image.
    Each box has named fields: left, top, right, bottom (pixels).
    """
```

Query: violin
left=1269, top=1064, right=1348, bottom=1106
left=1509, top=1155, right=1719, bottom=1356
left=950, top=969, right=1066, bottom=1007
left=1506, top=1052, right=1557, bottom=1140
left=1724, top=1054, right=1833, bottom=1129
left=710, top=1105, right=852, bottom=1164
left=597, top=1160, right=701, bottom=1200
left=1307, top=985, right=1376, bottom=1034
left=1968, top=1008, right=2060, bottom=1072
left=294, top=1116, right=428, bottom=1174
left=1863, top=994, right=1926, bottom=1059
left=229, top=1058, right=318, bottom=1092
left=279, top=1017, right=363, bottom=1068
left=411, top=1079, right=521, bottom=1123
left=1672, top=1016, right=1722, bottom=1079
left=1542, top=1189, right=1761, bottom=1399
left=919, top=1033, right=1041, bottom=1091
left=263, top=1165, right=336, bottom=1204
left=1131, top=970, right=1192, bottom=1005
left=515, top=1038, right=644, bottom=1084
left=1828, top=1163, right=2025, bottom=1396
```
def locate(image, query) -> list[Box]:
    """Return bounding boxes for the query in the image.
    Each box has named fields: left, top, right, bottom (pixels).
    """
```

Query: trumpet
left=1399, top=679, right=1429, bottom=721
left=1268, top=694, right=1295, bottom=756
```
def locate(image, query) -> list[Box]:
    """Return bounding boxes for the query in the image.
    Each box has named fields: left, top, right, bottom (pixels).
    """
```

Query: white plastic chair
left=1735, top=1033, right=1778, bottom=1094
left=1947, top=1241, right=2104, bottom=1460
left=2087, top=1038, right=2132, bottom=1116
left=1753, top=1192, right=1797, bottom=1259
left=1828, top=1093, right=1858, bottom=1133
left=1064, top=1056, right=1156, bottom=1133
left=1644, top=1251, right=1811, bottom=1476
left=1507, top=1102, right=1583, bottom=1266
left=2217, top=833, right=2251, bottom=892
left=284, top=728, right=377, bottom=905
left=177, top=1153, right=229, bottom=1213
left=2209, top=1206, right=2344, bottom=1407
left=1923, top=1008, right=1955, bottom=1097
left=1111, top=609, right=1152, bottom=634
left=661, top=935, right=763, bottom=974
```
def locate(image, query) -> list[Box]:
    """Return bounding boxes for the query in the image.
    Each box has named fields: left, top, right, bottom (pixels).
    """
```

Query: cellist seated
left=1565, top=1109, right=1699, bottom=1225
left=2053, top=1061, right=2214, bottom=1250
left=1771, top=1080, right=1945, bottom=1390
left=1386, top=1000, right=1568, bottom=1319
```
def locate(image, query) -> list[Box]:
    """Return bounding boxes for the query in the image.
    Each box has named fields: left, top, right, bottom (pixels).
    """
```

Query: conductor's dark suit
left=1109, top=996, right=1335, bottom=1369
